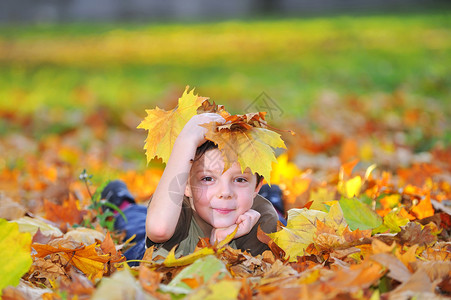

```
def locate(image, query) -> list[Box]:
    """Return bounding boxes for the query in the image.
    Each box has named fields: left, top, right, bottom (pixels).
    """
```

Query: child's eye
left=201, top=176, right=214, bottom=182
left=235, top=177, right=248, bottom=183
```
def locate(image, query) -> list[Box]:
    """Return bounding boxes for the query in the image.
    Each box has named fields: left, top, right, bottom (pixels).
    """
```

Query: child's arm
left=146, top=113, right=225, bottom=243
left=210, top=208, right=261, bottom=243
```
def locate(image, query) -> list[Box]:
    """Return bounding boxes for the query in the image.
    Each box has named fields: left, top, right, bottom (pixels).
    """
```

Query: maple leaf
left=203, top=122, right=286, bottom=182
left=44, top=198, right=86, bottom=228
left=196, top=100, right=230, bottom=119
left=137, top=86, right=208, bottom=164
left=267, top=202, right=348, bottom=261
left=32, top=241, right=110, bottom=280
left=396, top=222, right=438, bottom=247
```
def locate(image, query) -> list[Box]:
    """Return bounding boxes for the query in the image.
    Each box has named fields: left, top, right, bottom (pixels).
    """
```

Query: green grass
left=0, top=11, right=450, bottom=123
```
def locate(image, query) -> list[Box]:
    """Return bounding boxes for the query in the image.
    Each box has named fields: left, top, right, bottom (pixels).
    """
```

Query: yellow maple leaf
left=203, top=124, right=286, bottom=183
left=268, top=202, right=348, bottom=261
left=137, top=86, right=208, bottom=164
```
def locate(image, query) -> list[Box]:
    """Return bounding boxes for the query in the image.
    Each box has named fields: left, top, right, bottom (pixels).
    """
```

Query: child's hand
left=177, top=113, right=226, bottom=148
left=210, top=209, right=261, bottom=243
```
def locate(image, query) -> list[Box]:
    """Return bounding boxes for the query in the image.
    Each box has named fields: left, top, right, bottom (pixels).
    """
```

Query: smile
left=213, top=208, right=234, bottom=214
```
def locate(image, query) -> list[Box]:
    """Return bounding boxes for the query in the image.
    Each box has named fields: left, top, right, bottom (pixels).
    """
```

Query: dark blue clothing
left=114, top=205, right=147, bottom=265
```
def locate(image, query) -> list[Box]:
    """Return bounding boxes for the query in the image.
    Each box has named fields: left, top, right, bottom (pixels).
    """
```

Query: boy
left=145, top=113, right=279, bottom=256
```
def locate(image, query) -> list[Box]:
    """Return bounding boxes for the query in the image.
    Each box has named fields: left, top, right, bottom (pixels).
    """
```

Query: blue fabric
left=114, top=204, right=148, bottom=265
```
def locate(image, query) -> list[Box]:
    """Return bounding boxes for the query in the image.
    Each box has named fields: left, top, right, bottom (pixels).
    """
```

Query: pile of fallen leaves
left=1, top=89, right=451, bottom=299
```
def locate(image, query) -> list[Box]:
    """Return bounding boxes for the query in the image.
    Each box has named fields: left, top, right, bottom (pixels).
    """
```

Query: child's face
left=185, top=148, right=262, bottom=229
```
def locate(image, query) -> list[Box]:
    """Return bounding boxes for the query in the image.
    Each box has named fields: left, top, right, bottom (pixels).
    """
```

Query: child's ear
left=253, top=180, right=264, bottom=196
left=184, top=180, right=193, bottom=198
left=185, top=184, right=193, bottom=198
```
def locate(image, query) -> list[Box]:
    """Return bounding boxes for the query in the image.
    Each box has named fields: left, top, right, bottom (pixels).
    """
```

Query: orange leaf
left=411, top=195, right=434, bottom=220
left=32, top=242, right=110, bottom=280
left=100, top=232, right=117, bottom=256
left=44, top=198, right=85, bottom=227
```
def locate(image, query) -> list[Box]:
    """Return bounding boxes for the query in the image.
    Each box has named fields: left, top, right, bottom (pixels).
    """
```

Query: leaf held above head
left=138, top=87, right=289, bottom=183
left=137, top=86, right=208, bottom=164
left=202, top=122, right=286, bottom=183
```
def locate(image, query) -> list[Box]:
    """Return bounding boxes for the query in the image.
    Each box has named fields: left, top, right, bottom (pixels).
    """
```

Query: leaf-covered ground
left=1, top=10, right=451, bottom=299
left=1, top=88, right=451, bottom=299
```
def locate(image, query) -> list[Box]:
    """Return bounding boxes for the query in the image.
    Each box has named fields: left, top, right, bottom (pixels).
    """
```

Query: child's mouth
left=213, top=208, right=234, bottom=214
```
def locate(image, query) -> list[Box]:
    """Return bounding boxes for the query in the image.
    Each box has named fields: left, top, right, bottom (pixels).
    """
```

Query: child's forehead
left=192, top=149, right=225, bottom=171
left=192, top=149, right=253, bottom=174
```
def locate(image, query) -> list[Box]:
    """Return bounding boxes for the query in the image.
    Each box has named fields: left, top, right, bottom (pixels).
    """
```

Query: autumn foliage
left=1, top=87, right=451, bottom=299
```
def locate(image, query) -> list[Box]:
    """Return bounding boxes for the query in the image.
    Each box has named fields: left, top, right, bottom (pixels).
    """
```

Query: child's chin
left=211, top=219, right=236, bottom=229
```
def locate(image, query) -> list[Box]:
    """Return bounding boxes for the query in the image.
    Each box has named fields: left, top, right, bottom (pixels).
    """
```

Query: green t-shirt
left=146, top=194, right=279, bottom=257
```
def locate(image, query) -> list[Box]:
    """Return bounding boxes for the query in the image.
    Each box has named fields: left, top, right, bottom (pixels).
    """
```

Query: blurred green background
left=1, top=12, right=450, bottom=117
left=1, top=10, right=450, bottom=179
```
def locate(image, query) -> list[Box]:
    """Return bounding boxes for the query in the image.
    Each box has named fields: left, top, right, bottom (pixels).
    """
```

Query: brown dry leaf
left=29, top=257, right=70, bottom=286
left=260, top=260, right=298, bottom=286
left=311, top=220, right=371, bottom=258
left=396, top=222, right=438, bottom=247
left=32, top=228, right=58, bottom=245
left=137, top=86, right=207, bottom=164
left=32, top=241, right=110, bottom=280
left=196, top=100, right=230, bottom=119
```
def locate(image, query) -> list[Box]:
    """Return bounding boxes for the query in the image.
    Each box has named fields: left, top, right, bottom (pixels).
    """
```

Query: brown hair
left=194, top=140, right=264, bottom=187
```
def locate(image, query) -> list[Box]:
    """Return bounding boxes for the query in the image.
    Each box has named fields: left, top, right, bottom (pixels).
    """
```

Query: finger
left=236, top=214, right=246, bottom=224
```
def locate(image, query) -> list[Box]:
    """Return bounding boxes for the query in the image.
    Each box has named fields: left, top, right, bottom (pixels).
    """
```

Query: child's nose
left=217, top=181, right=233, bottom=199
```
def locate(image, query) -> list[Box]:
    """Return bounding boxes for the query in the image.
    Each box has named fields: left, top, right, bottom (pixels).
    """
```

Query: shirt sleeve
left=234, top=194, right=279, bottom=256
